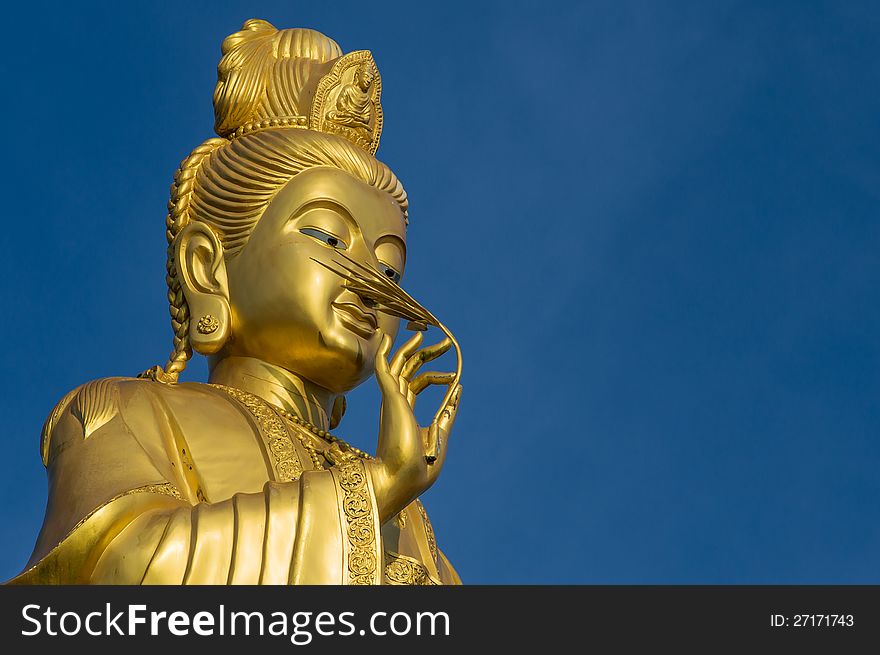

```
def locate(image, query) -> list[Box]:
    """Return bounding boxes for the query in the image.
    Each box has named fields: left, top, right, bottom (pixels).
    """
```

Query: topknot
left=213, top=20, right=343, bottom=137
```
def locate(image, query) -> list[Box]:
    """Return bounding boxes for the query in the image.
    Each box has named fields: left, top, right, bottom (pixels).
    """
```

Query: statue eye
left=380, top=263, right=401, bottom=284
left=300, top=227, right=347, bottom=250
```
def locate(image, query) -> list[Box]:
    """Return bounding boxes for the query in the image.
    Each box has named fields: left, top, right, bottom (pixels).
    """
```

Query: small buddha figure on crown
left=327, top=61, right=376, bottom=131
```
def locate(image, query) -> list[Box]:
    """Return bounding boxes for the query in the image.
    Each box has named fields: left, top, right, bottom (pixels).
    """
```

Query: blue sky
left=1, top=1, right=878, bottom=583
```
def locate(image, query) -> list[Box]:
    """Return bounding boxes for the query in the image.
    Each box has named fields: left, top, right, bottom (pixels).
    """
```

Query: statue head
left=356, top=62, right=375, bottom=91
left=146, top=19, right=407, bottom=395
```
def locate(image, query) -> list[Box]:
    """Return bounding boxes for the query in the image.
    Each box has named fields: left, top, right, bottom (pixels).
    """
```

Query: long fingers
left=410, top=371, right=456, bottom=395
left=437, top=383, right=462, bottom=435
left=400, top=337, right=452, bottom=381
left=405, top=371, right=456, bottom=410
left=373, top=333, right=397, bottom=395
left=389, top=331, right=423, bottom=376
left=426, top=384, right=462, bottom=464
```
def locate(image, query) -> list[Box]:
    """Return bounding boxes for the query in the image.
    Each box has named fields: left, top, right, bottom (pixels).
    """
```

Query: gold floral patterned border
left=210, top=384, right=304, bottom=482
left=333, top=455, right=378, bottom=585
left=384, top=551, right=440, bottom=586
left=121, top=483, right=183, bottom=500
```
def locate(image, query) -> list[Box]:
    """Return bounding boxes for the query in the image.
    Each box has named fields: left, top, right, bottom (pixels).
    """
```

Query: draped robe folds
left=8, top=378, right=459, bottom=585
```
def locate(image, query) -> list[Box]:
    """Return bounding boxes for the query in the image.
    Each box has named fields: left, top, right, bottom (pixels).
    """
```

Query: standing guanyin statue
left=9, top=19, right=463, bottom=585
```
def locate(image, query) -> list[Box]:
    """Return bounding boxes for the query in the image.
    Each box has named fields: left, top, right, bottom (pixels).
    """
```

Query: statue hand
left=369, top=332, right=461, bottom=523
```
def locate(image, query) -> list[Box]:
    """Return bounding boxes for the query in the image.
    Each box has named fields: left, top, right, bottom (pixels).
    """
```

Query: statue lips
left=331, top=300, right=378, bottom=338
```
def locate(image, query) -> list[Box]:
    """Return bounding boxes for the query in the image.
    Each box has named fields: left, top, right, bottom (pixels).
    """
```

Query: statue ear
left=174, top=222, right=231, bottom=355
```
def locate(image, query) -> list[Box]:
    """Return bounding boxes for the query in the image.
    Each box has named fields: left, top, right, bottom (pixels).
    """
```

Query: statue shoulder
left=40, top=377, right=186, bottom=466
left=40, top=377, right=250, bottom=467
left=41, top=377, right=134, bottom=466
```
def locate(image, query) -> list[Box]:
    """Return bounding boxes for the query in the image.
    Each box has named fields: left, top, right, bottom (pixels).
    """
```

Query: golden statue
left=9, top=19, right=462, bottom=585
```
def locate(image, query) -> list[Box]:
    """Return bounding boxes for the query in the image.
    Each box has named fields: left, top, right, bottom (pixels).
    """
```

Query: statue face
left=357, top=64, right=374, bottom=90
left=223, top=166, right=406, bottom=393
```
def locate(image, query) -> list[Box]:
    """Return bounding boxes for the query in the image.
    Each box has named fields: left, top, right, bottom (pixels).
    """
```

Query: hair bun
left=219, top=19, right=277, bottom=56
left=213, top=19, right=343, bottom=137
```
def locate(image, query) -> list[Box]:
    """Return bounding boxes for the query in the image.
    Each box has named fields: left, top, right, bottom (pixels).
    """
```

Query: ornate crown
left=213, top=19, right=384, bottom=155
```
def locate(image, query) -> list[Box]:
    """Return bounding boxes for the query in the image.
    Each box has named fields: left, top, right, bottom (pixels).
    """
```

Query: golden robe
left=9, top=378, right=459, bottom=585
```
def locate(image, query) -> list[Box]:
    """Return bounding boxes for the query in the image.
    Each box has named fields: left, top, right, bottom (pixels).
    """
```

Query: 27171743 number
left=770, top=614, right=854, bottom=627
